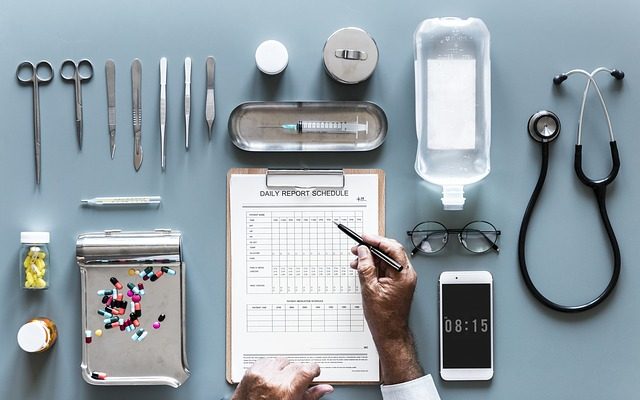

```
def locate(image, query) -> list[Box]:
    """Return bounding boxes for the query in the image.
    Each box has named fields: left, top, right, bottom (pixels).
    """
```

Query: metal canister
left=323, top=27, right=379, bottom=84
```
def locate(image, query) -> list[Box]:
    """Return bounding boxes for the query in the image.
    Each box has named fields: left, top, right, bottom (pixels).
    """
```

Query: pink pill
left=126, top=290, right=134, bottom=297
left=153, top=322, right=161, bottom=329
left=132, top=294, right=141, bottom=303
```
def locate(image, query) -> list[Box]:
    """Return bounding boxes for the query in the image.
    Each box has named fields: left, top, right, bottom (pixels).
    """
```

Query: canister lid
left=323, top=27, right=378, bottom=84
left=21, top=231, right=50, bottom=244
left=17, top=321, right=48, bottom=352
left=255, top=40, right=289, bottom=75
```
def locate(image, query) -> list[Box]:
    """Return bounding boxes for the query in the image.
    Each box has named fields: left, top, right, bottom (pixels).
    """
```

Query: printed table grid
left=246, top=303, right=365, bottom=332
left=246, top=210, right=363, bottom=295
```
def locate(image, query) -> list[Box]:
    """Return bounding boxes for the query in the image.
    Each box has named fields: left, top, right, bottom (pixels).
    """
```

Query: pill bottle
left=20, top=231, right=51, bottom=289
left=17, top=317, right=58, bottom=353
left=414, top=17, right=491, bottom=210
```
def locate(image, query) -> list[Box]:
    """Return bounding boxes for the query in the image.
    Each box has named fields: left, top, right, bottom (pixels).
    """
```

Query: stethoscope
left=518, top=67, right=624, bottom=313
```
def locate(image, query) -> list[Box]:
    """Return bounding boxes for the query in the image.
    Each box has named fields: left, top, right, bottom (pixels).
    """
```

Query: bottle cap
left=17, top=321, right=48, bottom=352
left=323, top=27, right=379, bottom=84
left=20, top=232, right=50, bottom=244
left=442, top=185, right=465, bottom=211
left=255, top=40, right=289, bottom=75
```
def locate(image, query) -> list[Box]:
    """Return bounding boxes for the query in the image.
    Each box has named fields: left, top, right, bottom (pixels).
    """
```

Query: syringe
left=261, top=117, right=368, bottom=138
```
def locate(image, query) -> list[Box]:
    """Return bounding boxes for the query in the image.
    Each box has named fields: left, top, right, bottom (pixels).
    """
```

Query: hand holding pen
left=349, top=233, right=423, bottom=385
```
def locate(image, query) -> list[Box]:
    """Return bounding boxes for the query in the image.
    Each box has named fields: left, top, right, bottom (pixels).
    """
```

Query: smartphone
left=439, top=271, right=493, bottom=381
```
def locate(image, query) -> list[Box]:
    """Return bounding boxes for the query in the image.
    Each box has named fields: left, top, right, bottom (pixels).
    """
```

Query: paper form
left=229, top=173, right=381, bottom=383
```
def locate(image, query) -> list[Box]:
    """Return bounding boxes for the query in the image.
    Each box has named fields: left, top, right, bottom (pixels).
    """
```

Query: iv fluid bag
left=414, top=17, right=491, bottom=210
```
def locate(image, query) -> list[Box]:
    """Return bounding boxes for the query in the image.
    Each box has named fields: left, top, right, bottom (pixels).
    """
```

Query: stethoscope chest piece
left=528, top=110, right=560, bottom=143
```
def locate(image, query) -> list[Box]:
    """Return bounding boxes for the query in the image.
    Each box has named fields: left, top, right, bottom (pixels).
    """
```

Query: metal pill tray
left=76, top=230, right=190, bottom=387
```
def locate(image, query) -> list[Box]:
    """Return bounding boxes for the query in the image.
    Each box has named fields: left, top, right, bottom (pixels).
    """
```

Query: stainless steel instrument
left=60, top=59, right=94, bottom=150
left=184, top=57, right=192, bottom=150
left=131, top=59, right=143, bottom=171
left=159, top=57, right=167, bottom=171
left=17, top=60, right=53, bottom=185
left=105, top=60, right=116, bottom=159
left=205, top=56, right=216, bottom=139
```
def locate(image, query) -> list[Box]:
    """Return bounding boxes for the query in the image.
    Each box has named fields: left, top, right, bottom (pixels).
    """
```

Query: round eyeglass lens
left=410, top=221, right=448, bottom=254
left=459, top=221, right=498, bottom=253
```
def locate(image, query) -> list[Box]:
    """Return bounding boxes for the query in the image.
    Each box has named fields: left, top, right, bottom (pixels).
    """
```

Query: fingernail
left=357, top=246, right=368, bottom=257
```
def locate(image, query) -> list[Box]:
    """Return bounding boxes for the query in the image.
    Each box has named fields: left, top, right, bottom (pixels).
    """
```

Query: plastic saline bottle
left=414, top=17, right=491, bottom=210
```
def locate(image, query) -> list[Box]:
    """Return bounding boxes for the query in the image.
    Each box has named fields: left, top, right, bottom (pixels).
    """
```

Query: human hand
left=231, top=358, right=334, bottom=400
left=350, top=234, right=417, bottom=342
left=350, top=234, right=423, bottom=384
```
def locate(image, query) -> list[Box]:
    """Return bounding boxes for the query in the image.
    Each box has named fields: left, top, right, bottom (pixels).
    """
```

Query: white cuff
left=380, top=374, right=441, bottom=400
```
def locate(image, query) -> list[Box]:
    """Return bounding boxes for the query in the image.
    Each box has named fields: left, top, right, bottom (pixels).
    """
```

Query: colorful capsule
left=110, top=277, right=123, bottom=290
left=95, top=329, right=103, bottom=337
left=103, top=317, right=118, bottom=324
left=134, top=302, right=141, bottom=317
left=101, top=295, right=110, bottom=304
left=129, top=312, right=138, bottom=321
left=137, top=283, right=145, bottom=295
left=161, top=266, right=177, bottom=276
left=137, top=331, right=148, bottom=341
left=132, top=294, right=141, bottom=303
left=150, top=270, right=163, bottom=282
left=116, top=293, right=123, bottom=302
left=119, top=323, right=126, bottom=331
left=106, top=296, right=113, bottom=306
left=152, top=322, right=161, bottom=329
left=138, top=269, right=147, bottom=278
left=91, top=372, right=107, bottom=380
left=131, top=329, right=144, bottom=341
left=98, top=309, right=113, bottom=318
left=97, top=289, right=115, bottom=296
left=158, top=314, right=166, bottom=322
left=85, top=330, right=92, bottom=344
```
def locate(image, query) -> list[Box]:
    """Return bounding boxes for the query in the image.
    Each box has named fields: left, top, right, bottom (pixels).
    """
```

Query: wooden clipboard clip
left=265, top=169, right=345, bottom=189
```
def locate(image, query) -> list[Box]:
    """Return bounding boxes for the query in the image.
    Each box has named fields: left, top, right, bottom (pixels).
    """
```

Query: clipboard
left=226, top=168, right=385, bottom=384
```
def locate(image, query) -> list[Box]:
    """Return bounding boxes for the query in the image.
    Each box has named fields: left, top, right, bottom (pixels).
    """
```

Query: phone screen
left=441, top=283, right=492, bottom=368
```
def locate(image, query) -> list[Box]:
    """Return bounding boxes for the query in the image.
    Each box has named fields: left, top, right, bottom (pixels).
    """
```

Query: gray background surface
left=2, top=0, right=639, bottom=398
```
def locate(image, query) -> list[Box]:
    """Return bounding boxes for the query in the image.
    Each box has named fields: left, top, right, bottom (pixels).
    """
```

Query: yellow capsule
left=24, top=280, right=32, bottom=288
left=95, top=329, right=103, bottom=337
left=23, top=258, right=31, bottom=268
left=35, top=259, right=45, bottom=269
left=36, top=278, right=47, bottom=288
left=38, top=252, right=46, bottom=260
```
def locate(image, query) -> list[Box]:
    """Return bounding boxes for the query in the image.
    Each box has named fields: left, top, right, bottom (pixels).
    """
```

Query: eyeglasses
left=406, top=220, right=501, bottom=255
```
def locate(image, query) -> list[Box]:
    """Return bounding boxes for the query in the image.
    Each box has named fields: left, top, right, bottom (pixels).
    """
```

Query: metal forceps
left=60, top=59, right=94, bottom=149
left=17, top=60, right=53, bottom=185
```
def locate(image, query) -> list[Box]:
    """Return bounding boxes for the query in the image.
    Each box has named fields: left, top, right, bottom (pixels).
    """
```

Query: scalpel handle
left=205, top=56, right=215, bottom=139
left=131, top=59, right=143, bottom=171
left=105, top=59, right=116, bottom=159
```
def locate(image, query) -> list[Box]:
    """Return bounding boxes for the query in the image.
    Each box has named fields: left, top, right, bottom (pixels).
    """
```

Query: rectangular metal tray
left=228, top=101, right=387, bottom=152
left=76, top=230, right=190, bottom=387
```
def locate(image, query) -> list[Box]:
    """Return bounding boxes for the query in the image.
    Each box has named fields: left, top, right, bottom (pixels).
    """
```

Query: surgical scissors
left=17, top=60, right=53, bottom=185
left=60, top=59, right=94, bottom=149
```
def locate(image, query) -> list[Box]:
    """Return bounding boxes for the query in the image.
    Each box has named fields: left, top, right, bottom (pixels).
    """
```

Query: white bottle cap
left=17, top=321, right=48, bottom=352
left=255, top=40, right=289, bottom=75
left=20, top=231, right=50, bottom=244
left=442, top=185, right=465, bottom=211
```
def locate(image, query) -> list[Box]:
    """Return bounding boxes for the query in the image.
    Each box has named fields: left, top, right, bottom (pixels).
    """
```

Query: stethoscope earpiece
left=552, top=74, right=568, bottom=85
left=528, top=110, right=560, bottom=143
left=611, top=69, right=625, bottom=80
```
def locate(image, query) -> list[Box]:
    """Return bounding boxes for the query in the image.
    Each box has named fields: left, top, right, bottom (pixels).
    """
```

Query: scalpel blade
left=131, top=59, right=143, bottom=171
left=105, top=59, right=116, bottom=159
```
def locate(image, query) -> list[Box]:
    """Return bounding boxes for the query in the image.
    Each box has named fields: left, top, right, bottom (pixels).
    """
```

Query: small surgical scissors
left=61, top=59, right=94, bottom=149
left=17, top=60, right=53, bottom=185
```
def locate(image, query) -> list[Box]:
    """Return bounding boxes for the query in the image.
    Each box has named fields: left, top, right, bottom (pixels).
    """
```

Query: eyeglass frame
left=406, top=220, right=501, bottom=255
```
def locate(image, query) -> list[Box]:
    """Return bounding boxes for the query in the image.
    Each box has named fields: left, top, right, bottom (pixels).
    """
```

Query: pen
left=334, top=222, right=403, bottom=272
